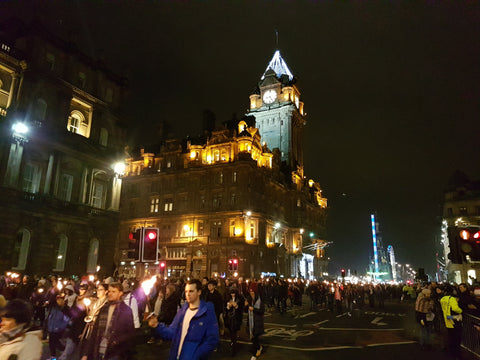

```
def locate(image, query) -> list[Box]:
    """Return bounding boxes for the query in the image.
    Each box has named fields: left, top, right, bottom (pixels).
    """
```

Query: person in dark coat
left=205, top=280, right=223, bottom=323
left=224, top=288, right=244, bottom=355
left=245, top=284, right=264, bottom=360
left=81, top=282, right=134, bottom=360
left=158, top=284, right=179, bottom=326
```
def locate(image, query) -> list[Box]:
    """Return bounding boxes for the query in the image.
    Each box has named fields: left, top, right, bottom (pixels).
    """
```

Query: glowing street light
left=12, top=122, right=28, bottom=135
left=113, top=162, right=126, bottom=176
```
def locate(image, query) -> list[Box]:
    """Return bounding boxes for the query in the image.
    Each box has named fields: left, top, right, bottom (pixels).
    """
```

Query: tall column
left=4, top=141, right=23, bottom=187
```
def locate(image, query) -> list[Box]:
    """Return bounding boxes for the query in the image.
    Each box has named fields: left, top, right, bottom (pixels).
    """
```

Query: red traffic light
left=146, top=231, right=157, bottom=240
left=129, top=232, right=134, bottom=241
left=233, top=259, right=238, bottom=264
left=159, top=261, right=166, bottom=268
left=229, top=259, right=233, bottom=264
left=341, top=268, right=345, bottom=273
left=460, top=230, right=470, bottom=240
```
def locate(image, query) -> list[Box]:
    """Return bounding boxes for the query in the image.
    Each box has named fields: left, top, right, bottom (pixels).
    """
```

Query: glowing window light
left=190, top=151, right=196, bottom=159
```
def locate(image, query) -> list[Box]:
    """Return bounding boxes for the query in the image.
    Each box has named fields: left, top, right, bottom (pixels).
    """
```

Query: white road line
left=316, top=327, right=404, bottom=331
left=366, top=341, right=417, bottom=347
left=306, top=319, right=329, bottom=326
left=220, top=339, right=416, bottom=351
left=336, top=312, right=347, bottom=318
left=264, top=322, right=297, bottom=328
left=299, top=312, right=317, bottom=318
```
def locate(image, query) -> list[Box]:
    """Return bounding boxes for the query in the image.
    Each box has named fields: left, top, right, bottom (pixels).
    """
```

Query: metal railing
left=462, top=313, right=480, bottom=357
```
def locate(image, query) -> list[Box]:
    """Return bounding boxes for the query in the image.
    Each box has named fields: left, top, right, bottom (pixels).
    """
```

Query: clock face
left=263, top=89, right=277, bottom=104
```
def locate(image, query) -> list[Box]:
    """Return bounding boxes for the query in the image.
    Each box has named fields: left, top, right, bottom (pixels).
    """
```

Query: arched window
left=54, top=235, right=68, bottom=272
left=12, top=229, right=30, bottom=270
left=67, top=110, right=85, bottom=134
left=86, top=238, right=99, bottom=274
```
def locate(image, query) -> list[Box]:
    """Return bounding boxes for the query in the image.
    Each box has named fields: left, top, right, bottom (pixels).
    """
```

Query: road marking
left=364, top=311, right=407, bottom=317
left=371, top=317, right=387, bottom=326
left=306, top=319, right=329, bottom=327
left=316, top=327, right=404, bottom=331
left=336, top=312, right=347, bottom=318
left=221, top=339, right=416, bottom=351
left=264, top=327, right=314, bottom=340
left=265, top=322, right=297, bottom=328
left=367, top=341, right=417, bottom=347
left=295, top=312, right=316, bottom=319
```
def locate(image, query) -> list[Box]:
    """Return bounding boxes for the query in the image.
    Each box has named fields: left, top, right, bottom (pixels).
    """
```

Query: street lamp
left=113, top=162, right=126, bottom=176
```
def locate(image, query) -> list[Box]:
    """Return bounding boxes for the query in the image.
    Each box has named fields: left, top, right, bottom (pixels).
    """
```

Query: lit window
left=230, top=220, right=236, bottom=236
left=67, top=111, right=82, bottom=134
left=151, top=198, right=160, bottom=213
left=164, top=199, right=173, bottom=212
left=198, top=221, right=204, bottom=236
left=67, top=98, right=92, bottom=138
left=167, top=161, right=172, bottom=168
left=221, top=150, right=227, bottom=161
left=297, top=199, right=301, bottom=207
left=459, top=207, right=468, bottom=215
left=231, top=193, right=236, bottom=205
left=250, top=222, right=255, bottom=239
left=233, top=172, right=237, bottom=183
left=214, top=150, right=220, bottom=162
left=200, top=195, right=205, bottom=208
left=219, top=172, right=223, bottom=184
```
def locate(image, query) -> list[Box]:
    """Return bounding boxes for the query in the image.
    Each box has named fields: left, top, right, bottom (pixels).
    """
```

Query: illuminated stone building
left=442, top=171, right=480, bottom=283
left=0, top=19, right=128, bottom=276
left=119, top=51, right=328, bottom=279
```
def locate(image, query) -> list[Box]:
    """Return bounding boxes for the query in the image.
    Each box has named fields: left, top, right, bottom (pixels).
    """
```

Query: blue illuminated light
left=371, top=214, right=379, bottom=280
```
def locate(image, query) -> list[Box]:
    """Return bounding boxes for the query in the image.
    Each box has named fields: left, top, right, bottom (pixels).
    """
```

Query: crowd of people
left=1, top=273, right=480, bottom=360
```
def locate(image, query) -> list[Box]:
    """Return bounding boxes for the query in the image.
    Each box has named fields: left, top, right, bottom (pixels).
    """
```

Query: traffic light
left=232, top=258, right=238, bottom=271
left=159, top=261, right=166, bottom=275
left=341, top=268, right=346, bottom=278
left=142, top=227, right=159, bottom=262
left=448, top=226, right=480, bottom=263
left=228, top=259, right=233, bottom=271
left=128, top=228, right=142, bottom=261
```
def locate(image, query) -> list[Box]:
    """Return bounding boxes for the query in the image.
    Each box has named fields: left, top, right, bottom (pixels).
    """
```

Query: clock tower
left=247, top=50, right=305, bottom=174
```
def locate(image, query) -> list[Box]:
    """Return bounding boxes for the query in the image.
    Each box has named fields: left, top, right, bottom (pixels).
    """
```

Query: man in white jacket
left=122, top=280, right=140, bottom=328
left=0, top=299, right=42, bottom=360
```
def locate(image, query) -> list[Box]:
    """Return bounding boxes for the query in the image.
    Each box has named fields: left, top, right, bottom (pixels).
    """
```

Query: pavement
left=41, top=296, right=478, bottom=360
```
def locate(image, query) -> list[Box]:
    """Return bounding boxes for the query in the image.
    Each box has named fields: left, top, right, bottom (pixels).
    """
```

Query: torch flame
left=141, top=277, right=156, bottom=296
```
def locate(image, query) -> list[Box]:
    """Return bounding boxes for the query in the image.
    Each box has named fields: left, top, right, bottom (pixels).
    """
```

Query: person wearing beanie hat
left=0, top=299, right=42, bottom=360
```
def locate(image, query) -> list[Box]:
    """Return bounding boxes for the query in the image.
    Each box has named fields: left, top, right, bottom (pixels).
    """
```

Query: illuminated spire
left=261, top=50, right=294, bottom=81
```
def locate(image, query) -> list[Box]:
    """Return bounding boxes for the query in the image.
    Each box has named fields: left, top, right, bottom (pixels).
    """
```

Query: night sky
left=2, top=1, right=480, bottom=278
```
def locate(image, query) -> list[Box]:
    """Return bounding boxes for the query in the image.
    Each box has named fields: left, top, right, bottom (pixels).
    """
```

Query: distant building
left=118, top=50, right=328, bottom=279
left=442, top=171, right=480, bottom=283
left=0, top=19, right=128, bottom=276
